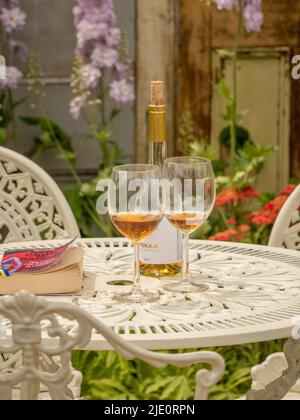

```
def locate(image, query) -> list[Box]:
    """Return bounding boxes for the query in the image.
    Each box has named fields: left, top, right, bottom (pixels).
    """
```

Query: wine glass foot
left=113, top=289, right=160, bottom=304
left=163, top=280, right=209, bottom=294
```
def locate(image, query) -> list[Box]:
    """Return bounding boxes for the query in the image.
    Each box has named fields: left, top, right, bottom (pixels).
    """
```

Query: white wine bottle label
left=139, top=217, right=182, bottom=264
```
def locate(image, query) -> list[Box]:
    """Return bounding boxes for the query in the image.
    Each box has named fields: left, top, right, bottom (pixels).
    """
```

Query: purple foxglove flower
left=73, top=5, right=85, bottom=26
left=92, top=44, right=118, bottom=68
left=9, top=40, right=28, bottom=62
left=0, top=7, right=26, bottom=33
left=243, top=0, right=264, bottom=32
left=77, top=19, right=109, bottom=48
left=70, top=95, right=88, bottom=119
left=80, top=64, right=101, bottom=89
left=110, top=79, right=135, bottom=104
left=71, top=0, right=134, bottom=117
left=215, top=0, right=236, bottom=10
left=106, top=27, right=121, bottom=47
left=215, top=0, right=264, bottom=33
left=114, top=61, right=129, bottom=79
left=0, top=66, right=22, bottom=89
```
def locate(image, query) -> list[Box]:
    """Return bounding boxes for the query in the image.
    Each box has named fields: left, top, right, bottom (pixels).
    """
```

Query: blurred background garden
left=1, top=0, right=300, bottom=400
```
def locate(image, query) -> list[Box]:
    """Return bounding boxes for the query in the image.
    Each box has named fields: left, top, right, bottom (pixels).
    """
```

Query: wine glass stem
left=182, top=233, right=190, bottom=282
left=133, top=243, right=141, bottom=292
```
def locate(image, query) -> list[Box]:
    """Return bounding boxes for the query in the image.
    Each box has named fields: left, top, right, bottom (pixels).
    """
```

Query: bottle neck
left=148, top=104, right=167, bottom=167
left=149, top=141, right=167, bottom=167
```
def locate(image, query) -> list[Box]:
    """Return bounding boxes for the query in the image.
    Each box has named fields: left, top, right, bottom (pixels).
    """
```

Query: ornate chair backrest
left=0, top=147, right=80, bottom=243
left=0, top=291, right=225, bottom=401
left=269, top=185, right=300, bottom=250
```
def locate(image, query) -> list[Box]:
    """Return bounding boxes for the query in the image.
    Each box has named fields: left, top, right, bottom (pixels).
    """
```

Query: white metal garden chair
left=269, top=184, right=300, bottom=250
left=243, top=185, right=300, bottom=400
left=0, top=291, right=225, bottom=400
left=0, top=147, right=80, bottom=243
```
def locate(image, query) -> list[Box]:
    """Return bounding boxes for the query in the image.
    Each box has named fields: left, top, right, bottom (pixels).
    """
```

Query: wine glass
left=108, top=164, right=163, bottom=303
left=163, top=157, right=216, bottom=293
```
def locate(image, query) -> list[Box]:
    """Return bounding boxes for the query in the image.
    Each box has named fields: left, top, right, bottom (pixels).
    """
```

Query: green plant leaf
left=160, top=377, right=187, bottom=400
left=20, top=116, right=74, bottom=155
left=0, top=127, right=7, bottom=145
left=216, top=80, right=233, bottom=102
left=12, top=96, right=27, bottom=109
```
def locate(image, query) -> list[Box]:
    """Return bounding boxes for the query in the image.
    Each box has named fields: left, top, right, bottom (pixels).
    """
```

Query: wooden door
left=176, top=0, right=300, bottom=185
left=211, top=47, right=291, bottom=193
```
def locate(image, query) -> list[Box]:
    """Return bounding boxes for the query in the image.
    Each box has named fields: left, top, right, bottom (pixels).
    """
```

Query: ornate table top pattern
left=1, top=238, right=300, bottom=350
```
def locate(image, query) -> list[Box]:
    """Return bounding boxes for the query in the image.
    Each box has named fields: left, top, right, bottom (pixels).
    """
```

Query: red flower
left=263, top=196, right=287, bottom=214
left=216, top=188, right=239, bottom=206
left=209, top=229, right=238, bottom=242
left=227, top=229, right=238, bottom=236
left=239, top=225, right=251, bottom=233
left=251, top=212, right=277, bottom=225
left=244, top=187, right=293, bottom=229
left=280, top=184, right=297, bottom=196
left=244, top=213, right=253, bottom=220
left=239, top=187, right=260, bottom=200
left=264, top=202, right=275, bottom=211
left=209, top=232, right=231, bottom=241
left=227, top=218, right=237, bottom=225
left=235, top=233, right=245, bottom=241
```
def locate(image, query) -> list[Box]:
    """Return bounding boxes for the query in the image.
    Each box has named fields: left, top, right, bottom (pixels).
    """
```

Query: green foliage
left=180, top=111, right=275, bottom=192
left=64, top=184, right=92, bottom=237
left=20, top=116, right=75, bottom=161
left=233, top=141, right=277, bottom=189
left=180, top=111, right=228, bottom=175
left=93, top=128, right=125, bottom=179
left=20, top=53, right=125, bottom=238
left=219, top=125, right=250, bottom=150
left=217, top=79, right=248, bottom=127
left=72, top=341, right=284, bottom=400
left=0, top=91, right=27, bottom=146
left=179, top=64, right=277, bottom=245
left=0, top=127, right=6, bottom=145
left=20, top=114, right=119, bottom=238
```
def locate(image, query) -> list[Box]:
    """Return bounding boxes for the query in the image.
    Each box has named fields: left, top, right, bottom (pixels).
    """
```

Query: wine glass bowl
left=111, top=213, right=162, bottom=244
left=166, top=212, right=206, bottom=234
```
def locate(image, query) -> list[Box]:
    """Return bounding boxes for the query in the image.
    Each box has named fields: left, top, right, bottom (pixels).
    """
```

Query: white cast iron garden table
left=1, top=238, right=300, bottom=351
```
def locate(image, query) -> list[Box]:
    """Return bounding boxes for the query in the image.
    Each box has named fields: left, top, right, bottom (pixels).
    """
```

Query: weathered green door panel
left=211, top=47, right=291, bottom=193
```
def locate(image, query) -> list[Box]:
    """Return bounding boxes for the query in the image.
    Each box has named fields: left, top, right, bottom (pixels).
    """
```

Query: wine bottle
left=139, top=81, right=182, bottom=278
